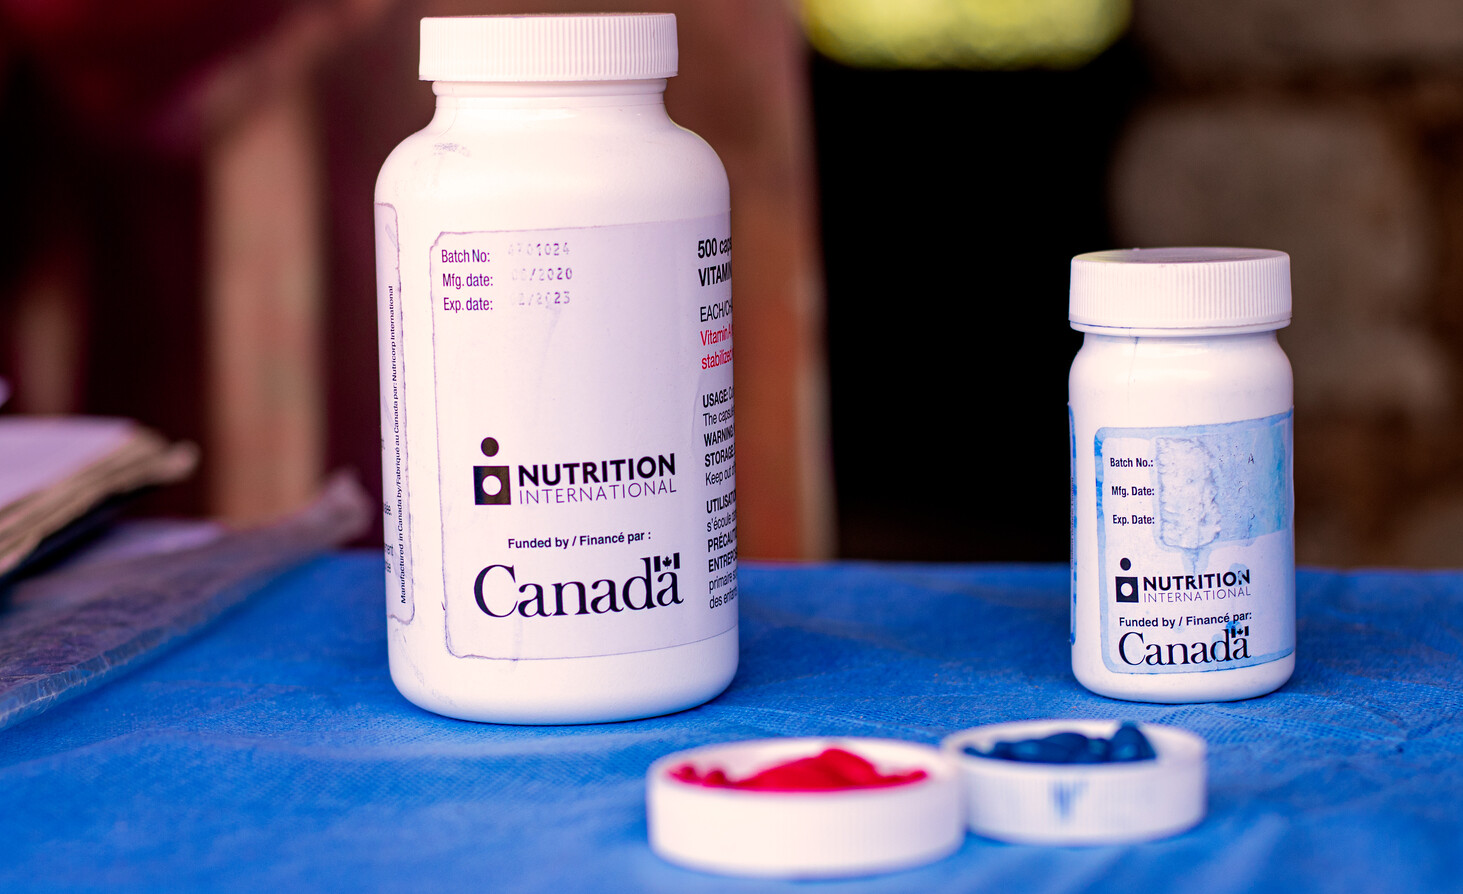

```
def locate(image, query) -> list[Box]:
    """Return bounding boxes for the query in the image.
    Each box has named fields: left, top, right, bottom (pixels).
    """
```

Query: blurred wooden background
left=0, top=0, right=835, bottom=560
left=6, top=0, right=1463, bottom=566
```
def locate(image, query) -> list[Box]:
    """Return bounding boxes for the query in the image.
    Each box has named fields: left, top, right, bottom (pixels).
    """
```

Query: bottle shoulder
left=375, top=116, right=728, bottom=222
left=1070, top=333, right=1291, bottom=379
left=1069, top=333, right=1293, bottom=420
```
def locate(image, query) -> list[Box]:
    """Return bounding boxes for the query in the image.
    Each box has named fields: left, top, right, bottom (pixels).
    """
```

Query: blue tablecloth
left=2, top=554, right=1461, bottom=893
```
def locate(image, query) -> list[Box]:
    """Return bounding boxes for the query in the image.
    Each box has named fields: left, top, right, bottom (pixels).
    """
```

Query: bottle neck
left=432, top=79, right=668, bottom=109
left=1078, top=330, right=1286, bottom=366
left=1072, top=322, right=1288, bottom=339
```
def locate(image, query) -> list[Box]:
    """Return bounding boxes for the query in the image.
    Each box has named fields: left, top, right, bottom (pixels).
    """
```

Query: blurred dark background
left=815, top=47, right=1140, bottom=561
left=3, top=0, right=1461, bottom=567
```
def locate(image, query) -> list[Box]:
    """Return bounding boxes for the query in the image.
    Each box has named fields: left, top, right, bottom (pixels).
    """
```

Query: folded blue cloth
left=1, top=555, right=1459, bottom=893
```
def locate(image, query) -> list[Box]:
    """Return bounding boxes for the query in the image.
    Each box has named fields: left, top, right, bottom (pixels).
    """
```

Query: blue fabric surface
left=2, top=553, right=1461, bottom=893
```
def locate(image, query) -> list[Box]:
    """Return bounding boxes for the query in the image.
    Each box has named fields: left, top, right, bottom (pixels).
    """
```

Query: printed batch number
left=507, top=241, right=570, bottom=257
left=516, top=290, right=571, bottom=307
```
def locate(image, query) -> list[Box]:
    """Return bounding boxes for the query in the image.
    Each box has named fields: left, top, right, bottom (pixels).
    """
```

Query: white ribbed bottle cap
left=420, top=14, right=678, bottom=82
left=942, top=720, right=1207, bottom=846
left=647, top=738, right=963, bottom=878
left=1070, top=247, right=1291, bottom=335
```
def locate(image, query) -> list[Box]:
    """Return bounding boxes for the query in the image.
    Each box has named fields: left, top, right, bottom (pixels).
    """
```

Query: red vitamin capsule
left=672, top=748, right=927, bottom=791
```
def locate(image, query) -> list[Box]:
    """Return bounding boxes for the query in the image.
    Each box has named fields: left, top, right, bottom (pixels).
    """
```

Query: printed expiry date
left=515, top=290, right=570, bottom=307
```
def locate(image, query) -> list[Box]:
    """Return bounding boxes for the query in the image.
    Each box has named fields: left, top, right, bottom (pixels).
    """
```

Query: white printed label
left=1095, top=411, right=1294, bottom=674
left=425, top=216, right=736, bottom=660
left=376, top=204, right=414, bottom=623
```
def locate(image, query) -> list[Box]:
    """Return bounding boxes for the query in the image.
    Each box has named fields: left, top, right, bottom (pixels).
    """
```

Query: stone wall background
left=1113, top=1, right=1463, bottom=566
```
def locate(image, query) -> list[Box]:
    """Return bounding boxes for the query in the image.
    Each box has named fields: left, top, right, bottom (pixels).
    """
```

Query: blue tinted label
left=1095, top=411, right=1294, bottom=674
left=1070, top=406, right=1078, bottom=647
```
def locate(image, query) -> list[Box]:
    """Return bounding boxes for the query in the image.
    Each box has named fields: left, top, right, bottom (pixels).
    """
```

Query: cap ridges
left=421, top=14, right=678, bottom=82
left=1070, top=247, right=1291, bottom=333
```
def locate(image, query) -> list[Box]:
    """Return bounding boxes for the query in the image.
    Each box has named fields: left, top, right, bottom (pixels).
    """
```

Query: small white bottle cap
left=942, top=720, right=1206, bottom=845
left=647, top=738, right=963, bottom=878
left=1070, top=247, right=1291, bottom=335
left=420, top=14, right=678, bottom=82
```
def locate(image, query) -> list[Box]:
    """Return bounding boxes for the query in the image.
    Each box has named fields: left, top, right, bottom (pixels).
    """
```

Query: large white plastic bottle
left=374, top=15, right=738, bottom=723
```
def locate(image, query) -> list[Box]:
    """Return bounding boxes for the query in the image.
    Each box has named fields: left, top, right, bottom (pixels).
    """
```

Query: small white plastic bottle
left=1069, top=248, right=1294, bottom=703
left=373, top=14, right=738, bottom=724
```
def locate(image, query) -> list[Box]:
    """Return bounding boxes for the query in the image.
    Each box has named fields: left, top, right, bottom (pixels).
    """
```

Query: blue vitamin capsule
left=965, top=723, right=1158, bottom=764
left=1009, top=739, right=1056, bottom=762
left=1108, top=722, right=1157, bottom=762
left=965, top=741, right=1015, bottom=760
left=1039, top=732, right=1091, bottom=761
left=1069, top=736, right=1110, bottom=763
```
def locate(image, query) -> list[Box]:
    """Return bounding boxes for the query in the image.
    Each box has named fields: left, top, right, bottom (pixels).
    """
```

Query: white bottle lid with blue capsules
left=942, top=719, right=1207, bottom=845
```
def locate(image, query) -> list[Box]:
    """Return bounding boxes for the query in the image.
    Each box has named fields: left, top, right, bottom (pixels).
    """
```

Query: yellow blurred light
left=802, top=0, right=1131, bottom=70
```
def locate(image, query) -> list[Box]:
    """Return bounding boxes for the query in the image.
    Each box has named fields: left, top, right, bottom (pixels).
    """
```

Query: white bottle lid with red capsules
left=647, top=737, right=962, bottom=878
